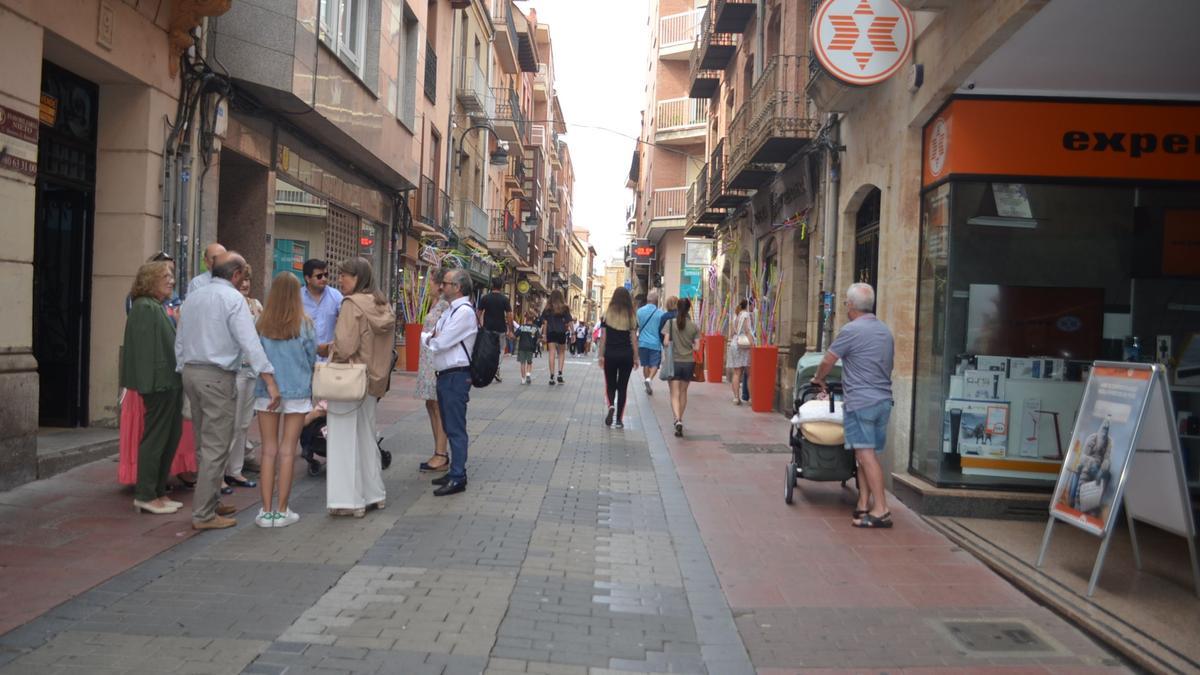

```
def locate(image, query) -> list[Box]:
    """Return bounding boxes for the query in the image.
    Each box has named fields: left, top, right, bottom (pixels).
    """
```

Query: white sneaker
left=644, top=379, right=653, bottom=395
left=254, top=509, right=275, bottom=528
left=275, top=508, right=300, bottom=528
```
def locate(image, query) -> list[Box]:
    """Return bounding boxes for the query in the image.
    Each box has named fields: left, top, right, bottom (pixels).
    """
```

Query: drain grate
left=725, top=443, right=792, bottom=454
left=938, top=619, right=1060, bottom=656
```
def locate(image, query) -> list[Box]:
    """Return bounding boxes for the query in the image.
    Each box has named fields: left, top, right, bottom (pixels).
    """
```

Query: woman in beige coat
left=325, top=257, right=397, bottom=517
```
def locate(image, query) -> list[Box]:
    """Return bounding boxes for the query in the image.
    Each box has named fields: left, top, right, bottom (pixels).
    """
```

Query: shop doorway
left=854, top=187, right=881, bottom=294
left=34, top=62, right=98, bottom=427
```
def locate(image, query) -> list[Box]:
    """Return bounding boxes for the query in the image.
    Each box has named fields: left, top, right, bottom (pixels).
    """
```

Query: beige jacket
left=331, top=293, right=397, bottom=398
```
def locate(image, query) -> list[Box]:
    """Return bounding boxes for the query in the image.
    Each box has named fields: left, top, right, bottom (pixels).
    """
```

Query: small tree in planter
left=747, top=258, right=785, bottom=412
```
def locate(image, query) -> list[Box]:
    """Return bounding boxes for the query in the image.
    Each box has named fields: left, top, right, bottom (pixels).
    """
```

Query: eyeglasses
left=440, top=280, right=458, bottom=287
left=313, top=273, right=329, bottom=280
left=150, top=251, right=174, bottom=262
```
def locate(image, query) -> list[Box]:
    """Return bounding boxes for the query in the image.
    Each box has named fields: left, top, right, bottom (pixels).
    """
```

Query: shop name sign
left=922, top=99, right=1200, bottom=187
left=0, top=105, right=39, bottom=179
left=812, top=0, right=913, bottom=86
left=1062, top=131, right=1200, bottom=158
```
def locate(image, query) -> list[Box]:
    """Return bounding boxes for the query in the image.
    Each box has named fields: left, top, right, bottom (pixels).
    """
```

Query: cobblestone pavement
left=0, top=355, right=1128, bottom=674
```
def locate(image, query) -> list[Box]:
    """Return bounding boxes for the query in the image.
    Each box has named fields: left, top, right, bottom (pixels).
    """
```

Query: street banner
left=1038, top=362, right=1199, bottom=597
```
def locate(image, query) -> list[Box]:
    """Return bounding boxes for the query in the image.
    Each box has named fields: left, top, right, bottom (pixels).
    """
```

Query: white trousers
left=326, top=396, right=386, bottom=510
left=225, top=374, right=258, bottom=476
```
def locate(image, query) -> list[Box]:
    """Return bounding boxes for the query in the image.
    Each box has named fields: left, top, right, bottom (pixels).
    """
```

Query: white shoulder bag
left=312, top=362, right=368, bottom=401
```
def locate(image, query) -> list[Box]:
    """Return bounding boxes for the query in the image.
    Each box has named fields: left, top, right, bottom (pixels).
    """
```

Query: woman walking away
left=598, top=287, right=640, bottom=429
left=663, top=298, right=700, bottom=437
left=540, top=289, right=574, bottom=385
left=253, top=273, right=317, bottom=528
left=325, top=257, right=397, bottom=517
left=121, top=261, right=184, bottom=514
left=729, top=299, right=754, bottom=405
left=417, top=293, right=451, bottom=472
left=225, top=264, right=262, bottom=495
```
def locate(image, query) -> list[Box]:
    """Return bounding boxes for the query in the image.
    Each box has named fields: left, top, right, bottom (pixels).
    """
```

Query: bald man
left=187, top=242, right=227, bottom=296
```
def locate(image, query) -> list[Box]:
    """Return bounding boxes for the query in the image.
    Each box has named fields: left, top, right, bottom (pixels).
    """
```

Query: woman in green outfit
left=121, top=261, right=185, bottom=515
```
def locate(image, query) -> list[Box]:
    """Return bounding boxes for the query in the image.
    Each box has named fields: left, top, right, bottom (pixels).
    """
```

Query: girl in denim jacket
left=254, top=273, right=318, bottom=528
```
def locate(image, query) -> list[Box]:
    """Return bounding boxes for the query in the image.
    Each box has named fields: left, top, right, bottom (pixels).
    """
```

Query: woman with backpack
left=662, top=298, right=701, bottom=437
left=540, top=289, right=574, bottom=385
left=325, top=257, right=396, bottom=517
left=598, top=287, right=640, bottom=428
left=253, top=273, right=317, bottom=528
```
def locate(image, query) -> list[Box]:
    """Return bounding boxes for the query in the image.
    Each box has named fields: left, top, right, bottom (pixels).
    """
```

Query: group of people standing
left=120, top=243, right=397, bottom=529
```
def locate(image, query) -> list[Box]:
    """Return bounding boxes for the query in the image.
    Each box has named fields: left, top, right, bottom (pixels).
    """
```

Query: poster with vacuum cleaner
left=1048, top=365, right=1150, bottom=535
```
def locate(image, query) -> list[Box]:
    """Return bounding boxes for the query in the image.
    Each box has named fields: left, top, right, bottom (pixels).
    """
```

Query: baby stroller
left=300, top=413, right=392, bottom=478
left=785, top=355, right=857, bottom=505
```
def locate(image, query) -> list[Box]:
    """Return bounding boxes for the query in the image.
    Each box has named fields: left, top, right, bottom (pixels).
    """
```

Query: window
left=396, top=6, right=419, bottom=129
left=318, top=0, right=367, bottom=76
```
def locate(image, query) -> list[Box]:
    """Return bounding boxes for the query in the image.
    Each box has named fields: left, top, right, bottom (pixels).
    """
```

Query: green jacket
left=120, top=296, right=182, bottom=393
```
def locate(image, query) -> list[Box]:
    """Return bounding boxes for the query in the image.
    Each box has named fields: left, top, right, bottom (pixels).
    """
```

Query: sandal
left=420, top=453, right=450, bottom=472
left=852, top=509, right=869, bottom=520
left=852, top=512, right=893, bottom=529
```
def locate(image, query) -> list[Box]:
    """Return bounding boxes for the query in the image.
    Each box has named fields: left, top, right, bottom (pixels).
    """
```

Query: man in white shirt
left=176, top=252, right=280, bottom=529
left=422, top=268, right=477, bottom=496
left=187, top=242, right=227, bottom=296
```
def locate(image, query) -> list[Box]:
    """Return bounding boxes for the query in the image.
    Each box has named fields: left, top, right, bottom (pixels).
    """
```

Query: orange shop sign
left=812, top=0, right=913, bottom=86
left=922, top=99, right=1200, bottom=187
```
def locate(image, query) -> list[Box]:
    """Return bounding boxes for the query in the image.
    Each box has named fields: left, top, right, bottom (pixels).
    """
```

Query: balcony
left=729, top=55, right=820, bottom=188
left=656, top=97, right=707, bottom=144
left=416, top=175, right=442, bottom=234
left=659, top=8, right=704, bottom=60
left=534, top=63, right=550, bottom=102
left=686, top=161, right=723, bottom=236
left=647, top=187, right=688, bottom=239
left=275, top=181, right=327, bottom=217
left=713, top=0, right=755, bottom=34
left=424, top=42, right=437, bottom=103
left=505, top=152, right=527, bottom=194
left=488, top=208, right=530, bottom=264
left=456, top=58, right=492, bottom=115
left=456, top=199, right=489, bottom=244
left=492, top=87, right=527, bottom=143
left=688, top=7, right=734, bottom=100
left=523, top=147, right=543, bottom=207
left=490, top=0, right=538, bottom=73
left=707, top=138, right=750, bottom=209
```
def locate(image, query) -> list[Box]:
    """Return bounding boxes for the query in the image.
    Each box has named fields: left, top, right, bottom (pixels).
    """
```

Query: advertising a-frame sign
left=1036, top=362, right=1200, bottom=598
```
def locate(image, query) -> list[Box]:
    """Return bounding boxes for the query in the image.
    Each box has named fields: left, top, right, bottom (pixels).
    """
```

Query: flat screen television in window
left=966, top=285, right=1104, bottom=360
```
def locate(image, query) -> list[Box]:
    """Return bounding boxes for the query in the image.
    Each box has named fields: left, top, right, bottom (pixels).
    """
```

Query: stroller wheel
left=785, top=462, right=797, bottom=505
left=307, top=461, right=323, bottom=477
left=379, top=448, right=392, bottom=471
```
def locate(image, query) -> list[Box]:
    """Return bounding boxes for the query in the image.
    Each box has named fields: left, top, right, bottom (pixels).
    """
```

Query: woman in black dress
left=597, top=287, right=640, bottom=428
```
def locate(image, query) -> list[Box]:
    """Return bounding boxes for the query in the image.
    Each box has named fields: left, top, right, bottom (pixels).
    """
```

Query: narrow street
left=0, top=355, right=1125, bottom=674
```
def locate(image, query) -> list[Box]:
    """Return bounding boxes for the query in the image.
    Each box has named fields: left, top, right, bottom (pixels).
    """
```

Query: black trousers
left=603, top=352, right=634, bottom=421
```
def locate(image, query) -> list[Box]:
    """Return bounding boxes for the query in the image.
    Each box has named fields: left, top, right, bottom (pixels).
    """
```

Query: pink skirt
left=117, top=389, right=196, bottom=485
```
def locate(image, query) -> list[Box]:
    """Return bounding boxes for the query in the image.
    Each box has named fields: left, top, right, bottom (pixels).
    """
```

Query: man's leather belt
left=436, top=366, right=471, bottom=377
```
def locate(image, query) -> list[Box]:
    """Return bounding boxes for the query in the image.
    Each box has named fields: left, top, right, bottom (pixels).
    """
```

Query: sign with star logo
left=812, top=0, right=913, bottom=86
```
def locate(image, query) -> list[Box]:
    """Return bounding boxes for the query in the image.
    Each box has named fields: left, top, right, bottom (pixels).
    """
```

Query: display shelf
left=1170, top=384, right=1200, bottom=393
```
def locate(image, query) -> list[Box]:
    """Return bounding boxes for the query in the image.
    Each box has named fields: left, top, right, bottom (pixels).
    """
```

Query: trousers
left=182, top=365, right=237, bottom=522
left=135, top=388, right=183, bottom=502
left=225, top=373, right=257, bottom=476
left=437, top=369, right=471, bottom=481
left=326, top=396, right=386, bottom=509
left=603, top=352, right=634, bottom=421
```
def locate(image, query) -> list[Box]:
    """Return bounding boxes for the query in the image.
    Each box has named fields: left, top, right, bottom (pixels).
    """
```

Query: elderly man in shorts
left=811, top=282, right=895, bottom=529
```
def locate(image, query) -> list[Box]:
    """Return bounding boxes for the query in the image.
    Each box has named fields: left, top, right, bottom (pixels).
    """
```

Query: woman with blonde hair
left=253, top=272, right=317, bottom=527
left=416, top=270, right=451, bottom=472
left=539, top=289, right=574, bottom=385
left=597, top=287, right=640, bottom=428
left=327, top=257, right=397, bottom=517
left=121, top=261, right=184, bottom=514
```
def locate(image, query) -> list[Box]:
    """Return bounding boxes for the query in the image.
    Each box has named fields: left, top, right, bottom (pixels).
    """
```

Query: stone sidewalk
left=0, top=353, right=1128, bottom=674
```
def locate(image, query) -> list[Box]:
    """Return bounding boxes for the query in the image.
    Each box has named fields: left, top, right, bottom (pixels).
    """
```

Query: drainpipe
left=818, top=114, right=840, bottom=351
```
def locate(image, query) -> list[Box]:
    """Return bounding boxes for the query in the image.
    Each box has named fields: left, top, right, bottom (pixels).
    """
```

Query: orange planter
left=404, top=323, right=422, bottom=372
left=749, top=344, right=779, bottom=412
left=704, top=334, right=725, bottom=383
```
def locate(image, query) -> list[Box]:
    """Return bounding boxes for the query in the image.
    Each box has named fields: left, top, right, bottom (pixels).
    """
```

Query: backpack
left=448, top=304, right=500, bottom=387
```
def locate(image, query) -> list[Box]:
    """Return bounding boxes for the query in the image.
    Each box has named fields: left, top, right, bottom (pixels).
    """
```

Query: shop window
left=910, top=182, right=1200, bottom=492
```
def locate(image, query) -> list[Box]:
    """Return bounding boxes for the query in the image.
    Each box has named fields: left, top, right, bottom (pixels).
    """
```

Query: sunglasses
left=150, top=251, right=174, bottom=262
left=313, top=272, right=329, bottom=279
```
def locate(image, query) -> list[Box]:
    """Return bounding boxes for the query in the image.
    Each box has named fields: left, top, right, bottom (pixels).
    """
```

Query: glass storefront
left=911, top=180, right=1200, bottom=491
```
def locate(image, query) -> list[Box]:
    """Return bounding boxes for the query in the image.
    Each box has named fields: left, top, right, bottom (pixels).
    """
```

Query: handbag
left=734, top=313, right=752, bottom=348
left=312, top=362, right=368, bottom=402
left=659, top=321, right=675, bottom=381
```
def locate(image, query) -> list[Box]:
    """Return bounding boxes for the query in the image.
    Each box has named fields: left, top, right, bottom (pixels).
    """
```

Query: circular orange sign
left=812, top=0, right=913, bottom=86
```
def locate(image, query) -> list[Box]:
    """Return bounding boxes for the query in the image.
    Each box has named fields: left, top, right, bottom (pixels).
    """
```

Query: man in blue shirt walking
left=301, top=259, right=343, bottom=360
left=635, top=289, right=666, bottom=395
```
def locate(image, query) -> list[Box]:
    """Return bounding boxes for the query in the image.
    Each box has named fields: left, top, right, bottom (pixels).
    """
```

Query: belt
left=436, top=366, right=471, bottom=377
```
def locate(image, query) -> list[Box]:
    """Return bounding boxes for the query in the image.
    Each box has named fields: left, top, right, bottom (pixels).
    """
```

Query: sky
left=516, top=0, right=649, bottom=264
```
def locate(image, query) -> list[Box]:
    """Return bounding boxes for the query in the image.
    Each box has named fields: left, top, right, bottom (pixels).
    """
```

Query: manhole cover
left=726, top=443, right=791, bottom=454
left=938, top=619, right=1059, bottom=656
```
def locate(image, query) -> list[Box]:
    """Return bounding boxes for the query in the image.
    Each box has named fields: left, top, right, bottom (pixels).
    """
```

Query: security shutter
left=326, top=204, right=360, bottom=273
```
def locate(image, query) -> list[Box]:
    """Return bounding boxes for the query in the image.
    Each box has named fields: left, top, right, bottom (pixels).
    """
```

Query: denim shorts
left=843, top=400, right=893, bottom=451
left=638, top=347, right=662, bottom=368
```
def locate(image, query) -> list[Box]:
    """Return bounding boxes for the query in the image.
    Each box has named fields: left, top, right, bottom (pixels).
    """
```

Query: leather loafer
left=216, top=503, right=236, bottom=517
left=433, top=479, right=467, bottom=497
left=192, top=515, right=236, bottom=530
left=431, top=474, right=452, bottom=486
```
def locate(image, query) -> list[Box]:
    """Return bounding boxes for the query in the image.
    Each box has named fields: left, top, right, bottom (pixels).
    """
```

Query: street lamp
left=504, top=195, right=540, bottom=233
